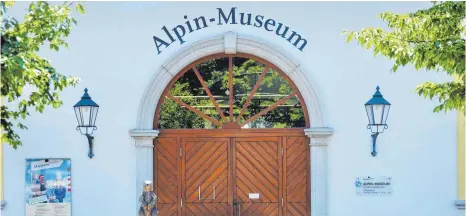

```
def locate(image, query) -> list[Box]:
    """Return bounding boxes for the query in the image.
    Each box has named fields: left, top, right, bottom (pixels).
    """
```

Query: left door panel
left=182, top=138, right=230, bottom=216
left=155, top=137, right=179, bottom=216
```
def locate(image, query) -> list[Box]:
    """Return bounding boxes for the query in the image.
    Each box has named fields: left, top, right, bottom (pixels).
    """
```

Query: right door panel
left=284, top=136, right=310, bottom=216
left=235, top=137, right=281, bottom=216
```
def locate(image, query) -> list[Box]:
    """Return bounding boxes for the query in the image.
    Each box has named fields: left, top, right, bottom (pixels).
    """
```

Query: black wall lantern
left=365, top=86, right=391, bottom=157
left=74, top=88, right=99, bottom=158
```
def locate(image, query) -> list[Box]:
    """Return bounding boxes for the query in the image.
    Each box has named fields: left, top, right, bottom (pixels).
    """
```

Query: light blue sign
left=356, top=176, right=392, bottom=195
left=25, top=159, right=72, bottom=215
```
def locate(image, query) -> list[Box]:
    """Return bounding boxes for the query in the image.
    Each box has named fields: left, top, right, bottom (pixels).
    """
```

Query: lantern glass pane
left=80, top=106, right=91, bottom=126
left=382, top=105, right=390, bottom=124
left=365, top=105, right=374, bottom=125
left=74, top=107, right=82, bottom=126
left=90, top=106, right=99, bottom=127
left=372, top=104, right=383, bottom=125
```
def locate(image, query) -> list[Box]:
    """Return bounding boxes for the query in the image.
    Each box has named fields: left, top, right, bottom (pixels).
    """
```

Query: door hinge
left=281, top=147, right=284, bottom=156
left=181, top=198, right=183, bottom=208
left=179, top=148, right=182, bottom=158
left=281, top=197, right=284, bottom=207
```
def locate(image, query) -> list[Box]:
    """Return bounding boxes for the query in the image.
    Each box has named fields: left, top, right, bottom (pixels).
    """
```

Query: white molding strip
left=305, top=127, right=334, bottom=146
left=305, top=127, right=334, bottom=138
left=129, top=129, right=159, bottom=140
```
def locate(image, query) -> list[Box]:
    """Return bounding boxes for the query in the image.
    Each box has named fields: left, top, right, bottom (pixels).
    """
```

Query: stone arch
left=135, top=32, right=323, bottom=130
left=129, top=32, right=333, bottom=216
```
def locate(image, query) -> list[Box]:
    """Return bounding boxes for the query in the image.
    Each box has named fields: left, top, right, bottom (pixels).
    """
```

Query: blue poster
left=25, top=159, right=71, bottom=216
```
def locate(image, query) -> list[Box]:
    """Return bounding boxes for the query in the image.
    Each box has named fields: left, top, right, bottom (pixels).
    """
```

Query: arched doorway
left=153, top=54, right=310, bottom=216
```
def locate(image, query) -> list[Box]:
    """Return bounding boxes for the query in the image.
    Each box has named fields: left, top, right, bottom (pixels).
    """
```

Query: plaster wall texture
left=3, top=2, right=459, bottom=216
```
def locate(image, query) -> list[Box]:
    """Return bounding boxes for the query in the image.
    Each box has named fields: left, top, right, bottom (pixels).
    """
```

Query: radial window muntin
left=155, top=54, right=309, bottom=129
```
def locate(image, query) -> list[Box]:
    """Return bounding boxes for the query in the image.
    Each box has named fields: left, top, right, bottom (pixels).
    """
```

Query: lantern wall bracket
left=371, top=132, right=379, bottom=157
left=85, top=134, right=95, bottom=159
left=76, top=126, right=97, bottom=159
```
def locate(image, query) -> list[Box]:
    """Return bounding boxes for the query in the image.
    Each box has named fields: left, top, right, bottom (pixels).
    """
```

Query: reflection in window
left=157, top=56, right=306, bottom=129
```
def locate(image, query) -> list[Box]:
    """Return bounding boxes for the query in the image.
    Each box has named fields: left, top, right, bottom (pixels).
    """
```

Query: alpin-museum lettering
left=153, top=7, right=307, bottom=55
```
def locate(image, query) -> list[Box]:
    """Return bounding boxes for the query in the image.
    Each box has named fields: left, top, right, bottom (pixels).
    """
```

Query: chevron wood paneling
left=157, top=203, right=178, bottom=216
left=285, top=136, right=309, bottom=216
left=185, top=203, right=229, bottom=215
left=155, top=137, right=179, bottom=216
left=183, top=138, right=229, bottom=215
left=239, top=203, right=279, bottom=216
left=235, top=137, right=280, bottom=215
left=154, top=133, right=310, bottom=216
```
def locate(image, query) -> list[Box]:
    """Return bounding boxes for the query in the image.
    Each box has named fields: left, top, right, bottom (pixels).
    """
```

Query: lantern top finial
left=365, top=86, right=391, bottom=105
left=372, top=86, right=383, bottom=97
left=74, top=88, right=99, bottom=107
left=81, top=88, right=91, bottom=100
left=376, top=86, right=380, bottom=91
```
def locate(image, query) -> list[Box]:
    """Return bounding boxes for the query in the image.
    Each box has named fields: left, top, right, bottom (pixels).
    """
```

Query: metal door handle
left=213, top=185, right=216, bottom=200
left=198, top=185, right=216, bottom=200
left=238, top=203, right=241, bottom=216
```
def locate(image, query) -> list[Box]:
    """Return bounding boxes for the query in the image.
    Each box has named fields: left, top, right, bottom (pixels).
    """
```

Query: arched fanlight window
left=156, top=55, right=308, bottom=129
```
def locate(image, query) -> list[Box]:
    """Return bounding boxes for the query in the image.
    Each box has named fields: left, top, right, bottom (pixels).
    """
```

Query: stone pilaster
left=129, top=129, right=159, bottom=212
left=305, top=127, right=333, bottom=216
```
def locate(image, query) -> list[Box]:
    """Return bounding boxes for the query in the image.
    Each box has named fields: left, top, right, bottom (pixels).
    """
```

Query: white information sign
left=248, top=193, right=260, bottom=199
left=355, top=176, right=392, bottom=195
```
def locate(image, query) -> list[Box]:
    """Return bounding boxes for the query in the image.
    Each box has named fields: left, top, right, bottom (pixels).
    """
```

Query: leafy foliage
left=158, top=57, right=305, bottom=129
left=343, top=1, right=465, bottom=113
left=1, top=1, right=84, bottom=148
left=158, top=82, right=209, bottom=129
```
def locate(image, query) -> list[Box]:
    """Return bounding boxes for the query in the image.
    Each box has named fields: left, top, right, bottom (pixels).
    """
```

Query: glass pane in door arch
left=157, top=56, right=306, bottom=129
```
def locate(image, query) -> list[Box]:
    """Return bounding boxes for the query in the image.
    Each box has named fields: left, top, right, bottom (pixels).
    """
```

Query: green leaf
left=346, top=32, right=355, bottom=43
left=0, top=1, right=83, bottom=148
left=76, top=4, right=85, bottom=14
left=29, top=3, right=36, bottom=11
left=343, top=1, right=465, bottom=113
left=5, top=1, right=14, bottom=7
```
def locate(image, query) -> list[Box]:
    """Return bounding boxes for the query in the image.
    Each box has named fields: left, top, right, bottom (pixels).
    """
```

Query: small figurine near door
left=139, top=181, right=158, bottom=216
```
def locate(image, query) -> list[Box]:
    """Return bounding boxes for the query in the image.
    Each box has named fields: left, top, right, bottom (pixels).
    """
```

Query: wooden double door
left=154, top=129, right=310, bottom=216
